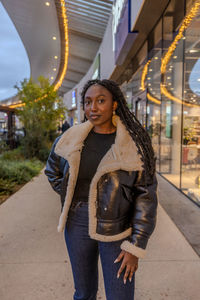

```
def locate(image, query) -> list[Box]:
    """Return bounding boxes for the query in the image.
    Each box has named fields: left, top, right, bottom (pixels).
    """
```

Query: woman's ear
left=113, top=101, right=118, bottom=111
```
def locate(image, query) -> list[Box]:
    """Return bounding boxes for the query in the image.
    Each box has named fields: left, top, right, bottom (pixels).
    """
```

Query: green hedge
left=0, top=149, right=44, bottom=196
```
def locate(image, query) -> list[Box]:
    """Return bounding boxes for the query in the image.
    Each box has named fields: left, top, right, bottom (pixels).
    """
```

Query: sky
left=0, top=2, right=30, bottom=102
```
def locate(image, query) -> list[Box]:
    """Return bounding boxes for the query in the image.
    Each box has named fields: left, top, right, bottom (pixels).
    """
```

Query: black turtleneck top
left=72, top=129, right=116, bottom=202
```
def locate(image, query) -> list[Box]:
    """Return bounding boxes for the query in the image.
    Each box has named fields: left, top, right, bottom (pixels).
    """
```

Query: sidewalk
left=0, top=171, right=199, bottom=300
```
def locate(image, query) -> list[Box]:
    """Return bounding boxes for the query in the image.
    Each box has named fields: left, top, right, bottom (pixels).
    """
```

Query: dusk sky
left=0, top=2, right=30, bottom=102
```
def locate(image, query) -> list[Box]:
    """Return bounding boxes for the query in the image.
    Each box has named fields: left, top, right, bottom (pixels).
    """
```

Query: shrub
left=0, top=147, right=24, bottom=160
left=0, top=178, right=15, bottom=195
left=0, top=159, right=43, bottom=184
left=0, top=140, right=9, bottom=154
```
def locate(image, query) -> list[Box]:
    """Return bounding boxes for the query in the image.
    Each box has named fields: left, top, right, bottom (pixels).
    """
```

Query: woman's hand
left=114, top=250, right=138, bottom=284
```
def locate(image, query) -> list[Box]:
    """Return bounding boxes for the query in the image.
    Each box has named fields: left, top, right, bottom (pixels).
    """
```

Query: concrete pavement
left=0, top=171, right=199, bottom=300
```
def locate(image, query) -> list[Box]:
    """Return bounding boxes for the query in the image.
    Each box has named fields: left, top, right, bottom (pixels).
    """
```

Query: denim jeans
left=64, top=201, right=135, bottom=300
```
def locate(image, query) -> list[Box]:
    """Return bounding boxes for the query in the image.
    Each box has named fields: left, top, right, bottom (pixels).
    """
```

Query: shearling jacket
left=45, top=115, right=158, bottom=258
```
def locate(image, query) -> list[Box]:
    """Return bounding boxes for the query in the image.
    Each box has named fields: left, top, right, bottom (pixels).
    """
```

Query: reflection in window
left=181, top=8, right=200, bottom=205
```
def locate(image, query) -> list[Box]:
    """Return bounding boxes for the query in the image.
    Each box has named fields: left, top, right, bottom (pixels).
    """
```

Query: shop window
left=124, top=42, right=148, bottom=123
left=181, top=4, right=200, bottom=205
left=120, top=0, right=200, bottom=206
left=159, top=0, right=185, bottom=188
left=146, top=20, right=162, bottom=170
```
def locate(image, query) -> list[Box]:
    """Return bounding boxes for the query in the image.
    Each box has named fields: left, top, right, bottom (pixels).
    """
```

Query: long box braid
left=81, top=79, right=156, bottom=182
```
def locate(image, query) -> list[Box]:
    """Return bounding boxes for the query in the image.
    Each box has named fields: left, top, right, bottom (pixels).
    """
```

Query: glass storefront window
left=123, top=66, right=147, bottom=126
left=146, top=20, right=162, bottom=170
left=159, top=0, right=185, bottom=187
left=123, top=42, right=148, bottom=125
left=181, top=6, right=200, bottom=205
left=122, top=0, right=200, bottom=206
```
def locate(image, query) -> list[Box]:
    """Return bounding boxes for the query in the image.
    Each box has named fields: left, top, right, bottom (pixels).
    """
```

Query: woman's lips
left=90, top=115, right=101, bottom=120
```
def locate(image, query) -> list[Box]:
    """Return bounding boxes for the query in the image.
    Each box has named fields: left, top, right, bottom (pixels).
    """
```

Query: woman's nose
left=91, top=101, right=97, bottom=111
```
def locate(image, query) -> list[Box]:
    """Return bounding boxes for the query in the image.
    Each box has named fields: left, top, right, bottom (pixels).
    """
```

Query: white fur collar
left=55, top=115, right=143, bottom=170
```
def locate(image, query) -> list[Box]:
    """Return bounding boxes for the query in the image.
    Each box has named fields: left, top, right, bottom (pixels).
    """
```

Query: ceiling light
left=149, top=69, right=153, bottom=72
left=51, top=76, right=54, bottom=80
left=54, top=56, right=58, bottom=59
left=167, top=77, right=171, bottom=79
left=173, top=56, right=177, bottom=59
left=45, top=2, right=50, bottom=6
left=53, top=68, right=56, bottom=71
left=154, top=57, right=158, bottom=60
left=189, top=49, right=198, bottom=53
left=197, top=78, right=200, bottom=82
left=147, top=77, right=151, bottom=80
left=52, top=36, right=57, bottom=40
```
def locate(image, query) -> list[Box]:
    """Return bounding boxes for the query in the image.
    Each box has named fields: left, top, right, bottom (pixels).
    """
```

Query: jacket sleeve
left=44, top=137, right=63, bottom=195
left=120, top=171, right=158, bottom=259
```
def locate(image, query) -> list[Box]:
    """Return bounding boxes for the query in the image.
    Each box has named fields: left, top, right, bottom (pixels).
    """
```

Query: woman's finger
left=114, top=250, right=125, bottom=263
left=117, top=261, right=126, bottom=279
left=123, top=265, right=131, bottom=284
left=129, top=268, right=135, bottom=282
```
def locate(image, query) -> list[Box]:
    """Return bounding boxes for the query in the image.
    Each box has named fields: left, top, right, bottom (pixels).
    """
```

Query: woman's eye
left=98, top=99, right=104, bottom=103
left=85, top=100, right=91, bottom=105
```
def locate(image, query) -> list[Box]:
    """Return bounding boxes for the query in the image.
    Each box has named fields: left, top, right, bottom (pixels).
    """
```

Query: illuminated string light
left=147, top=93, right=161, bottom=105
left=140, top=59, right=161, bottom=105
left=161, top=1, right=200, bottom=74
left=141, top=60, right=151, bottom=91
left=9, top=94, right=48, bottom=108
left=161, top=1, right=200, bottom=108
left=54, top=0, right=69, bottom=91
left=161, top=84, right=200, bottom=108
left=9, top=102, right=25, bottom=108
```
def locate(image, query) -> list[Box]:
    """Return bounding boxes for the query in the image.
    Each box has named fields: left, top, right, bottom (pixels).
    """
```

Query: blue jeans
left=64, top=201, right=135, bottom=300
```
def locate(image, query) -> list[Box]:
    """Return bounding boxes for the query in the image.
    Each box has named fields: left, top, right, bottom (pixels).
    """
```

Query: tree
left=15, top=76, right=67, bottom=161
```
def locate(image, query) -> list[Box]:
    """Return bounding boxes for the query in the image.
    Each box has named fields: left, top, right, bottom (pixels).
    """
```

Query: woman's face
left=84, top=84, right=117, bottom=129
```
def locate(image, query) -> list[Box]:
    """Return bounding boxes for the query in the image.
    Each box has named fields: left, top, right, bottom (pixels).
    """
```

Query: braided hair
left=81, top=79, right=156, bottom=180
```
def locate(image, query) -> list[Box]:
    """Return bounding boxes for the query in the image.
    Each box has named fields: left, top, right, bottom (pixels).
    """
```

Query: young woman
left=45, top=79, right=158, bottom=300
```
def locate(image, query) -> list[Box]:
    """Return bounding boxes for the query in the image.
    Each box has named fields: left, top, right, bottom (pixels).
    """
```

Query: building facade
left=122, top=0, right=200, bottom=206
